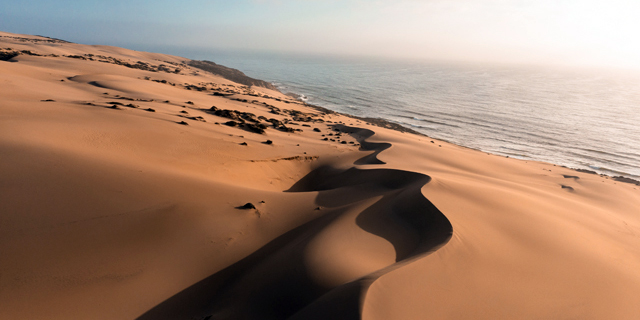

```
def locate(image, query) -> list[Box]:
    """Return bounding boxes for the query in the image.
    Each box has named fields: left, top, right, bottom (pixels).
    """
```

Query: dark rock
left=145, top=108, right=156, bottom=112
left=224, top=121, right=239, bottom=127
left=236, top=203, right=256, bottom=210
left=263, top=140, right=273, bottom=145
left=244, top=123, right=267, bottom=134
left=178, top=121, right=189, bottom=125
left=574, top=168, right=597, bottom=175
left=240, top=142, right=248, bottom=146
left=313, top=128, right=321, bottom=132
left=186, top=116, right=206, bottom=122
left=613, top=176, right=640, bottom=185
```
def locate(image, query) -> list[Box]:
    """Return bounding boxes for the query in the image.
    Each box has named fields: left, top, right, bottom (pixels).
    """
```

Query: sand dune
left=2, top=31, right=640, bottom=319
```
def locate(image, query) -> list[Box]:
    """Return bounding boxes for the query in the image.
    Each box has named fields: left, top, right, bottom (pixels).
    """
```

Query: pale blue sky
left=2, top=0, right=639, bottom=69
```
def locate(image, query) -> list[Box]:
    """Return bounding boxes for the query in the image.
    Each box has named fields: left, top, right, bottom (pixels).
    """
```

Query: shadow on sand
left=136, top=125, right=452, bottom=320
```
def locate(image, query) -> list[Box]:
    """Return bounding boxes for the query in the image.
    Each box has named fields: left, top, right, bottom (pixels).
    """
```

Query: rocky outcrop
left=187, top=60, right=278, bottom=90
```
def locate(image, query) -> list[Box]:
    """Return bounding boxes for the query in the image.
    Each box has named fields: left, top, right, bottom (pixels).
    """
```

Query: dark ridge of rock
left=187, top=60, right=278, bottom=90
left=66, top=55, right=87, bottom=60
left=28, top=35, right=71, bottom=43
left=0, top=34, right=71, bottom=44
left=573, top=168, right=598, bottom=175
left=613, top=176, right=640, bottom=185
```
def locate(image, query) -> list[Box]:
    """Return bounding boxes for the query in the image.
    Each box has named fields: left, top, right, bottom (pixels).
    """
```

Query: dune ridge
left=136, top=125, right=452, bottom=320
left=2, top=31, right=640, bottom=320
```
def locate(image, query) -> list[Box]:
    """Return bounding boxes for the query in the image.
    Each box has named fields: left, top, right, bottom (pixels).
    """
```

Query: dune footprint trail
left=137, top=126, right=452, bottom=320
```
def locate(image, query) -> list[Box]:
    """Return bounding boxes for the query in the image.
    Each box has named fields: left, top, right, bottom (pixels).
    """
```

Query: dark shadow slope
left=137, top=125, right=452, bottom=320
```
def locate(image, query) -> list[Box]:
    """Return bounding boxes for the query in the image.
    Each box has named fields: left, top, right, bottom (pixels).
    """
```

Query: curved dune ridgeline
left=3, top=31, right=640, bottom=320
left=137, top=125, right=452, bottom=320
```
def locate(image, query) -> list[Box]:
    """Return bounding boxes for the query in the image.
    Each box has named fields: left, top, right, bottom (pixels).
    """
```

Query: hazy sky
left=2, top=0, right=639, bottom=69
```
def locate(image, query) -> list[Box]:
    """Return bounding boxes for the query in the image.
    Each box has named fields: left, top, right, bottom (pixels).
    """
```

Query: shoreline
left=213, top=52, right=640, bottom=183
left=2, top=31, right=640, bottom=320
left=275, top=88, right=640, bottom=186
left=292, top=98, right=640, bottom=186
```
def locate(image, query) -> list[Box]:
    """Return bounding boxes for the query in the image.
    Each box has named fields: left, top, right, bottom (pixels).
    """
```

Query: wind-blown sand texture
left=1, top=31, right=640, bottom=319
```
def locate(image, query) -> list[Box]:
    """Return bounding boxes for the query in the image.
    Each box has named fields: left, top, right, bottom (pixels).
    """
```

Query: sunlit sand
left=1, top=31, right=640, bottom=320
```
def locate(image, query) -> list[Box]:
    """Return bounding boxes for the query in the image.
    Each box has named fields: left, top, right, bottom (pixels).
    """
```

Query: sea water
left=169, top=49, right=640, bottom=179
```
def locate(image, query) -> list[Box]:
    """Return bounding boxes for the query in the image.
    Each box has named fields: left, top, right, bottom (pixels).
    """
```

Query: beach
left=1, top=31, right=640, bottom=319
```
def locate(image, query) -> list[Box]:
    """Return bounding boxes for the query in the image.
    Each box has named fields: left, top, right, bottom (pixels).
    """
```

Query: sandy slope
left=1, top=31, right=640, bottom=319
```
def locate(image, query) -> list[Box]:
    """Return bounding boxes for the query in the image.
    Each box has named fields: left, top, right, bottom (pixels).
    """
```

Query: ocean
left=168, top=48, right=640, bottom=180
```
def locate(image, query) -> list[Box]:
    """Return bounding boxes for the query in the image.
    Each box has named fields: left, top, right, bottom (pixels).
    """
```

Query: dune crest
left=2, top=31, right=640, bottom=320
